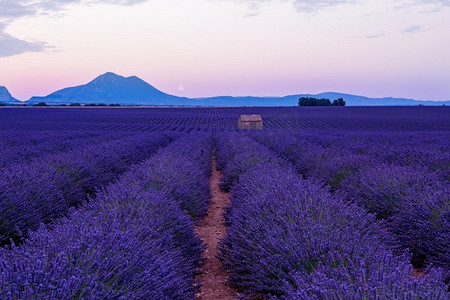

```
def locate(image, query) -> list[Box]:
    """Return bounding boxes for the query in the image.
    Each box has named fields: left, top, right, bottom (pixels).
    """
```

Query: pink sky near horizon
left=1, top=0, right=450, bottom=101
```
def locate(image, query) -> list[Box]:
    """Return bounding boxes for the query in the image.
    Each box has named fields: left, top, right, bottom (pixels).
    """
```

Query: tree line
left=298, top=97, right=346, bottom=106
left=32, top=102, right=121, bottom=107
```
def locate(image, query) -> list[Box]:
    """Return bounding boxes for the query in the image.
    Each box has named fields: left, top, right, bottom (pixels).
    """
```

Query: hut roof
left=239, top=114, right=262, bottom=122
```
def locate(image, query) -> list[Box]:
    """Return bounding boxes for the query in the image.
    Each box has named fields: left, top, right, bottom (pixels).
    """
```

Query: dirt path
left=195, top=149, right=238, bottom=300
left=413, top=268, right=425, bottom=279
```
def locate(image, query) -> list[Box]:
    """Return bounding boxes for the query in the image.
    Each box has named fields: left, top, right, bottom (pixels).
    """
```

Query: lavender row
left=0, top=133, right=213, bottom=298
left=3, top=106, right=448, bottom=132
left=215, top=132, right=448, bottom=299
left=251, top=131, right=450, bottom=277
left=121, top=132, right=213, bottom=220
left=0, top=130, right=130, bottom=169
left=341, top=165, right=450, bottom=279
left=286, top=131, right=449, bottom=181
left=0, top=132, right=176, bottom=245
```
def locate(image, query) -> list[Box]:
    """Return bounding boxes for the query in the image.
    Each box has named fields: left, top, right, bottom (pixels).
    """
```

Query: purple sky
left=1, top=0, right=449, bottom=101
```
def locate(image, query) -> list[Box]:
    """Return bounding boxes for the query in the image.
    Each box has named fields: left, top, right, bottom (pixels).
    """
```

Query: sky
left=0, top=0, right=449, bottom=101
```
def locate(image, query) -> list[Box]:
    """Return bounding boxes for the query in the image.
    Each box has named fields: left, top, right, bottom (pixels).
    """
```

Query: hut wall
left=238, top=120, right=263, bottom=130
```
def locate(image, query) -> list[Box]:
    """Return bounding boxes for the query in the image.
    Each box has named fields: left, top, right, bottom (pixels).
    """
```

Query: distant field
left=0, top=106, right=449, bottom=298
left=1, top=106, right=449, bottom=131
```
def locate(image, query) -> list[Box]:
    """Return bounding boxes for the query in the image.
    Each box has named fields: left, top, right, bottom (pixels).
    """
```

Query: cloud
left=364, top=32, right=387, bottom=39
left=395, top=0, right=450, bottom=12
left=0, top=2, right=33, bottom=19
left=215, top=0, right=356, bottom=14
left=97, top=0, right=148, bottom=4
left=218, top=0, right=450, bottom=14
left=0, top=0, right=149, bottom=58
left=0, top=23, right=48, bottom=57
left=0, top=0, right=148, bottom=20
left=418, top=0, right=450, bottom=6
left=213, top=0, right=273, bottom=16
left=292, top=0, right=355, bottom=13
left=402, top=24, right=424, bottom=33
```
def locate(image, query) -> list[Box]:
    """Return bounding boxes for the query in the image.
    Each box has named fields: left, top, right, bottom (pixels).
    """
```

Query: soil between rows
left=195, top=150, right=239, bottom=300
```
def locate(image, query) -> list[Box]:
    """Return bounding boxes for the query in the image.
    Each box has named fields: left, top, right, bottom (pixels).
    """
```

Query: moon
left=178, top=85, right=184, bottom=92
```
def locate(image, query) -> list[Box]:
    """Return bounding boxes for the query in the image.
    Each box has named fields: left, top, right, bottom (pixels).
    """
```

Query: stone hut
left=238, top=114, right=263, bottom=130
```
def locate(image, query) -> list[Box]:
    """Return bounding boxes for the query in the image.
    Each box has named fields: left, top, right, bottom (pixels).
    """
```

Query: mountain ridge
left=193, top=93, right=450, bottom=106
left=0, top=86, right=20, bottom=103
left=29, top=72, right=190, bottom=105
left=13, top=72, right=450, bottom=106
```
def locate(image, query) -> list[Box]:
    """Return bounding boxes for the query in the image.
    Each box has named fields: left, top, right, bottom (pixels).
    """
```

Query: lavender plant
left=0, top=188, right=201, bottom=299
left=1, top=132, right=212, bottom=298
left=253, top=130, right=449, bottom=280
left=0, top=132, right=173, bottom=245
left=217, top=133, right=448, bottom=298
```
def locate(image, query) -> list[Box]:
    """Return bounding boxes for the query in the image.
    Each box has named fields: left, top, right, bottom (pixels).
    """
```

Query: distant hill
left=0, top=86, right=20, bottom=104
left=195, top=93, right=450, bottom=106
left=283, top=92, right=450, bottom=106
left=28, top=72, right=191, bottom=105
left=25, top=72, right=450, bottom=106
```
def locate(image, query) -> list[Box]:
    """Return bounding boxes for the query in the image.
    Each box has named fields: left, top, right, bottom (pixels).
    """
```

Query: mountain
left=26, top=73, right=450, bottom=106
left=28, top=72, right=190, bottom=105
left=195, top=93, right=450, bottom=106
left=290, top=92, right=450, bottom=106
left=0, top=86, right=20, bottom=104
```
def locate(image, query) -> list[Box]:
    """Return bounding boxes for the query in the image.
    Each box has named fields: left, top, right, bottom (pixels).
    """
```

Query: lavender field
left=0, top=106, right=449, bottom=299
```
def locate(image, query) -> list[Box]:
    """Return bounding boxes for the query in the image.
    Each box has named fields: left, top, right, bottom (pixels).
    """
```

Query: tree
left=33, top=102, right=47, bottom=106
left=0, top=102, right=5, bottom=106
left=299, top=97, right=313, bottom=106
left=318, top=98, right=331, bottom=106
left=70, top=103, right=81, bottom=106
left=299, top=97, right=331, bottom=106
left=331, top=98, right=346, bottom=106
